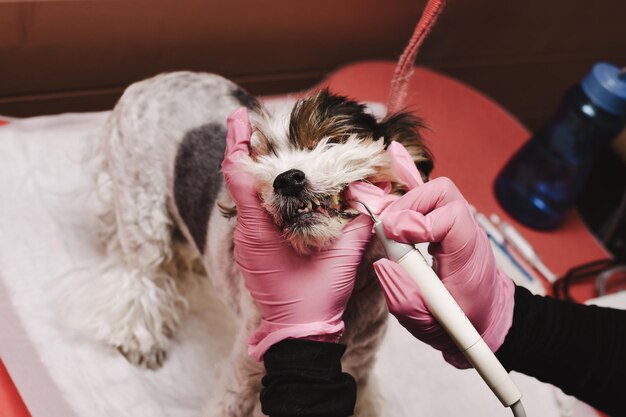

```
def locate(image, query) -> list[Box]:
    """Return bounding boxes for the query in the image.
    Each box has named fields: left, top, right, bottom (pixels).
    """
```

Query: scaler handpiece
left=359, top=202, right=526, bottom=417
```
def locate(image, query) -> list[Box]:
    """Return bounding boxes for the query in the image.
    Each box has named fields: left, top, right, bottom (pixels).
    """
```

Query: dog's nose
left=273, top=169, right=306, bottom=196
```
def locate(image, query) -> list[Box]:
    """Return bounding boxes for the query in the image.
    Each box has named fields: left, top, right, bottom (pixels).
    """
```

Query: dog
left=70, top=71, right=432, bottom=416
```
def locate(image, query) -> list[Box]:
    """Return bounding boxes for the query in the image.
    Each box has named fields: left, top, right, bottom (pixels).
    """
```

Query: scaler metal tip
left=356, top=201, right=380, bottom=222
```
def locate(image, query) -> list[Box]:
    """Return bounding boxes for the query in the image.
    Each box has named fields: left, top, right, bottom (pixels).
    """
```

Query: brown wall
left=1, top=0, right=625, bottom=131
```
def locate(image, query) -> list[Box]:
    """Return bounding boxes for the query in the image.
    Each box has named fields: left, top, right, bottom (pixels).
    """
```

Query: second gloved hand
left=349, top=143, right=515, bottom=368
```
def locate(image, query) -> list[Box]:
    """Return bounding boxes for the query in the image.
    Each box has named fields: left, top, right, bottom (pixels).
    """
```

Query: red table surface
left=0, top=62, right=609, bottom=416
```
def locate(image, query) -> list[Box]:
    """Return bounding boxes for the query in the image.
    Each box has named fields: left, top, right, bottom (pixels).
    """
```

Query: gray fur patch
left=174, top=123, right=227, bottom=252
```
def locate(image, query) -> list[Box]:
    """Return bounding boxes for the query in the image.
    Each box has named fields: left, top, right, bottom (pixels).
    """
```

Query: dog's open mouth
left=281, top=189, right=359, bottom=228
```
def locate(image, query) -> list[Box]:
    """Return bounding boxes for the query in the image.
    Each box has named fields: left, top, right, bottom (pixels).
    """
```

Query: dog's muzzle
left=271, top=169, right=358, bottom=229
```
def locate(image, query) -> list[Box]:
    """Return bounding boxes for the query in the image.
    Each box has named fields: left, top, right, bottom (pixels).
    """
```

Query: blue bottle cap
left=581, top=62, right=626, bottom=116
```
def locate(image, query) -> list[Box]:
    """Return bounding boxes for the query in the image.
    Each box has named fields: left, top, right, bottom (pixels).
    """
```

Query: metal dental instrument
left=359, top=201, right=526, bottom=417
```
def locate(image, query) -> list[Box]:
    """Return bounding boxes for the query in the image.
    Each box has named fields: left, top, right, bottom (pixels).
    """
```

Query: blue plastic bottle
left=494, top=63, right=626, bottom=230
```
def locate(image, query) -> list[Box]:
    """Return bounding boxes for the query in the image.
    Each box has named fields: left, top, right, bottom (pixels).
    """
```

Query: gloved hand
left=222, top=107, right=373, bottom=361
left=348, top=142, right=515, bottom=368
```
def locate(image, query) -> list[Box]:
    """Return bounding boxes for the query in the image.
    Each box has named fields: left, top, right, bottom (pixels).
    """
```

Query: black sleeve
left=496, top=285, right=626, bottom=416
left=260, top=339, right=356, bottom=417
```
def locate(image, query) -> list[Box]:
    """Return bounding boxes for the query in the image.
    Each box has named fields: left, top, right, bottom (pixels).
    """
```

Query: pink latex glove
left=222, top=107, right=373, bottom=361
left=348, top=142, right=515, bottom=369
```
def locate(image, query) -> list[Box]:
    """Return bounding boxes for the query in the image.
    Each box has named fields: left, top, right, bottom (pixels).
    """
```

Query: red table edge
left=0, top=359, right=32, bottom=417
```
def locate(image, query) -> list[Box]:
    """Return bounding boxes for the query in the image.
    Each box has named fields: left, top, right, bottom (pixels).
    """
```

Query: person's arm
left=496, top=285, right=626, bottom=416
left=261, top=340, right=356, bottom=417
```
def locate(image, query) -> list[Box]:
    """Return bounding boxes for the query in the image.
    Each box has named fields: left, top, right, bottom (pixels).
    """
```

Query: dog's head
left=231, top=89, right=432, bottom=254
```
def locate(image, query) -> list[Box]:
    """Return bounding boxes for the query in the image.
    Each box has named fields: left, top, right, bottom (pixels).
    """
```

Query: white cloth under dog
left=0, top=110, right=598, bottom=417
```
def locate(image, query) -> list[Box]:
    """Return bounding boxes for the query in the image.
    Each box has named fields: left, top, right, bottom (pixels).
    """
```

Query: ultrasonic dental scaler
left=359, top=202, right=527, bottom=417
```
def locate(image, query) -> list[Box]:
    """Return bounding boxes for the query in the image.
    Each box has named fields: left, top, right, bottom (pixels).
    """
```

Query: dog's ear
left=377, top=112, right=433, bottom=181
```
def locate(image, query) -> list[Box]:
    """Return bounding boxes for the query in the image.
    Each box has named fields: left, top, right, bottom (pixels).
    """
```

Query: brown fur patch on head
left=288, top=90, right=433, bottom=182
left=288, top=89, right=380, bottom=149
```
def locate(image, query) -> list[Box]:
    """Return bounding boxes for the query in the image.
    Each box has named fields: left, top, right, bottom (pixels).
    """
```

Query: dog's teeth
left=306, top=201, right=313, bottom=210
left=312, top=196, right=320, bottom=206
left=331, top=194, right=340, bottom=207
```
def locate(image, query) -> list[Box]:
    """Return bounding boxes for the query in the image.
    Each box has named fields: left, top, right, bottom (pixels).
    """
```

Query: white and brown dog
left=67, top=71, right=432, bottom=416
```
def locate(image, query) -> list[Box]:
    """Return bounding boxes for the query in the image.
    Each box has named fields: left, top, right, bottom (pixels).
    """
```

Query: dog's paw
left=56, top=258, right=189, bottom=370
left=114, top=325, right=173, bottom=370
left=117, top=343, right=168, bottom=370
